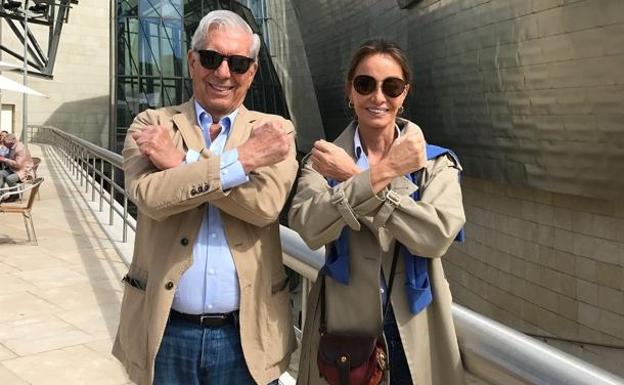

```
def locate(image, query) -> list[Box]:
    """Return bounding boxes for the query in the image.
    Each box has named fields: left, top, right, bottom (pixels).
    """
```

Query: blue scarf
left=322, top=144, right=464, bottom=314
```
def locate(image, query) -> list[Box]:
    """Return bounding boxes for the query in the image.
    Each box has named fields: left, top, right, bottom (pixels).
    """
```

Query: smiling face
left=348, top=53, right=409, bottom=133
left=188, top=26, right=258, bottom=120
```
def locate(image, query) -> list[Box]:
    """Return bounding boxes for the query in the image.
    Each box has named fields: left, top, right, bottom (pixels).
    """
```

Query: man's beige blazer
left=112, top=99, right=298, bottom=385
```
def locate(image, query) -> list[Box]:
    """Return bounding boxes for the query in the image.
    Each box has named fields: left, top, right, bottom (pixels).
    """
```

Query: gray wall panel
left=291, top=0, right=624, bottom=199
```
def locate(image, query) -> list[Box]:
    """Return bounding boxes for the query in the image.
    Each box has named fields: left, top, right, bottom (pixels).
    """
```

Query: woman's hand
left=310, top=139, right=361, bottom=182
left=370, top=131, right=427, bottom=193
left=383, top=132, right=427, bottom=176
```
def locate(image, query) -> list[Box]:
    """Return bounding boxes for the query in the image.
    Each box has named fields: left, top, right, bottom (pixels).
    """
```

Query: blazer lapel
left=225, top=105, right=252, bottom=151
left=172, top=98, right=205, bottom=152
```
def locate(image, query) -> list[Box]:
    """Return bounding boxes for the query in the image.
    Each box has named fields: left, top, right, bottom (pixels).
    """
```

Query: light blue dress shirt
left=172, top=101, right=249, bottom=314
left=352, top=125, right=401, bottom=169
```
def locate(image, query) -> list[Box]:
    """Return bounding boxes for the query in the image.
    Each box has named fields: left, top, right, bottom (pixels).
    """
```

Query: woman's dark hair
left=345, top=39, right=412, bottom=88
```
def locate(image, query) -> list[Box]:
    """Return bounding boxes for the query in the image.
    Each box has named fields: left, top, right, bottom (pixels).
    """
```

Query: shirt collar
left=194, top=100, right=239, bottom=136
left=353, top=124, right=401, bottom=160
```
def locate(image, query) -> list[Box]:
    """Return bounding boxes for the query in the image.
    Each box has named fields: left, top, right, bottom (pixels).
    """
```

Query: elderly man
left=113, top=9, right=298, bottom=385
left=0, top=133, right=34, bottom=195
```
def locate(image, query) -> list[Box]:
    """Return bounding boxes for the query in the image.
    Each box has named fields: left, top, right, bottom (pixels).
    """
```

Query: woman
left=288, top=39, right=466, bottom=385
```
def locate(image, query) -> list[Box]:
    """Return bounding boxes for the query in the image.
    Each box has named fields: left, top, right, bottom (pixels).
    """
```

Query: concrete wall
left=265, top=0, right=324, bottom=153
left=444, top=178, right=624, bottom=376
left=0, top=1, right=111, bottom=147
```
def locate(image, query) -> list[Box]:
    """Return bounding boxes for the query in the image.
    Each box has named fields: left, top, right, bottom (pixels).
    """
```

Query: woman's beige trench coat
left=288, top=119, right=466, bottom=385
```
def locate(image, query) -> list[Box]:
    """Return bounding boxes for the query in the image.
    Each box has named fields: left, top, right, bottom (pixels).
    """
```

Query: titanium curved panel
left=291, top=0, right=624, bottom=200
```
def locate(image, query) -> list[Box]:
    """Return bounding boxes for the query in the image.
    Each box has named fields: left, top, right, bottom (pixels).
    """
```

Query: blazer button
left=204, top=183, right=209, bottom=191
left=197, top=185, right=204, bottom=193
left=180, top=237, right=189, bottom=246
left=191, top=188, right=197, bottom=196
left=165, top=281, right=174, bottom=290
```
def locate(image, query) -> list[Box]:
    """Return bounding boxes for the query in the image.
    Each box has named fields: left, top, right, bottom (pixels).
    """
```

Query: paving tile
left=13, top=266, right=91, bottom=289
left=30, top=281, right=122, bottom=311
left=66, top=258, right=127, bottom=285
left=0, top=253, right=70, bottom=271
left=0, top=262, right=19, bottom=274
left=53, top=247, right=123, bottom=265
left=2, top=345, right=129, bottom=385
left=36, top=235, right=113, bottom=254
left=0, top=273, right=37, bottom=293
left=0, top=344, right=17, bottom=360
left=0, top=243, right=56, bottom=259
left=0, top=292, right=60, bottom=323
left=57, top=303, right=121, bottom=338
left=0, top=315, right=95, bottom=356
left=0, top=364, right=29, bottom=385
left=84, top=338, right=115, bottom=356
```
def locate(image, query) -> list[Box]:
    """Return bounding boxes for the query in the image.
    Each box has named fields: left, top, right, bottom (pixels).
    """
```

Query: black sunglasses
left=195, top=49, right=255, bottom=74
left=353, top=75, right=407, bottom=98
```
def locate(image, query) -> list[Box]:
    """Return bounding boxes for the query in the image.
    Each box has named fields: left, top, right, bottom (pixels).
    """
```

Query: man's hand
left=132, top=125, right=185, bottom=170
left=237, top=121, right=291, bottom=173
left=0, top=156, right=5, bottom=163
left=310, top=139, right=360, bottom=182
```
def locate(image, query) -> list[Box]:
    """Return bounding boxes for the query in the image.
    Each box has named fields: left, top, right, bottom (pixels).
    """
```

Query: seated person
left=0, top=131, right=9, bottom=169
left=0, top=134, right=34, bottom=200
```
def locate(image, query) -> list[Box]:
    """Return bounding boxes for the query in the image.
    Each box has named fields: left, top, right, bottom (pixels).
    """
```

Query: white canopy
left=0, top=74, right=46, bottom=97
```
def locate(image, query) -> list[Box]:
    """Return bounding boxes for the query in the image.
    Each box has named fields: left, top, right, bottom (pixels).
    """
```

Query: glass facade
left=114, top=0, right=289, bottom=153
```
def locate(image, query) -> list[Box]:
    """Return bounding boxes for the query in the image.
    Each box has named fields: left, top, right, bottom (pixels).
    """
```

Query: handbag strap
left=320, top=241, right=401, bottom=333
left=383, top=241, right=401, bottom=320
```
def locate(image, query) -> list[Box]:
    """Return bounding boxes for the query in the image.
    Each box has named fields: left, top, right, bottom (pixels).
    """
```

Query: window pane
left=161, top=19, right=184, bottom=77
left=119, top=0, right=138, bottom=16
left=118, top=18, right=140, bottom=76
left=140, top=19, right=161, bottom=76
left=139, top=77, right=162, bottom=109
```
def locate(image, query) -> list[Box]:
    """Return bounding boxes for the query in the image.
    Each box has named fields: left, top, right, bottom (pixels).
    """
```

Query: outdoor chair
left=0, top=177, right=44, bottom=245
left=31, top=157, right=42, bottom=199
left=31, top=157, right=41, bottom=178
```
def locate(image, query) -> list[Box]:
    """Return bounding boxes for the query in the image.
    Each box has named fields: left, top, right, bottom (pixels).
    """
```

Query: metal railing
left=28, top=125, right=624, bottom=385
left=29, top=125, right=135, bottom=242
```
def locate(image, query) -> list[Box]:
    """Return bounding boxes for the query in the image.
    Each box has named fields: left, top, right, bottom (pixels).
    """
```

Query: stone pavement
left=0, top=144, right=132, bottom=385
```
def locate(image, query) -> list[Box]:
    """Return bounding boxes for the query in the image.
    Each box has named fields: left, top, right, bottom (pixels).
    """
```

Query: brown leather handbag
left=317, top=244, right=400, bottom=385
left=317, top=332, right=386, bottom=385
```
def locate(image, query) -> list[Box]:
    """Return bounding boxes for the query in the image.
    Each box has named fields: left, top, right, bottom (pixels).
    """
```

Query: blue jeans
left=0, top=169, right=19, bottom=189
left=154, top=314, right=279, bottom=385
left=384, top=305, right=413, bottom=385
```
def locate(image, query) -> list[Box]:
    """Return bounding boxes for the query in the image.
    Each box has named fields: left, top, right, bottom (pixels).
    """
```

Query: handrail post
left=99, top=160, right=104, bottom=211
left=82, top=151, right=90, bottom=194
left=91, top=156, right=96, bottom=201
left=109, top=167, right=114, bottom=226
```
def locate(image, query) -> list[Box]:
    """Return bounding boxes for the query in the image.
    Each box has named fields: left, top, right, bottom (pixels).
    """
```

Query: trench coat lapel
left=332, top=121, right=357, bottom=160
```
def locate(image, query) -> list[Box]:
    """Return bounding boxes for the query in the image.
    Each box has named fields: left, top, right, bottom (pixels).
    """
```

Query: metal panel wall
left=290, top=0, right=624, bottom=200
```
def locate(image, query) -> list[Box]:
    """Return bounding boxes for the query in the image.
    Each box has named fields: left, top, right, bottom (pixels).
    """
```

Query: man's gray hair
left=191, top=10, right=261, bottom=61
